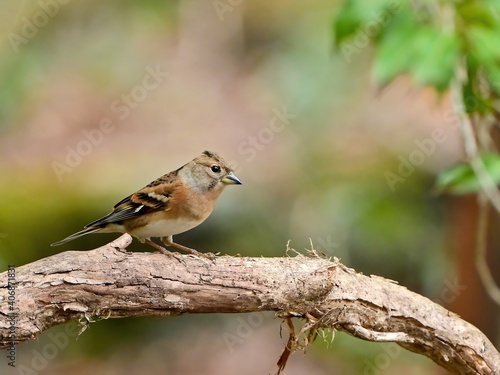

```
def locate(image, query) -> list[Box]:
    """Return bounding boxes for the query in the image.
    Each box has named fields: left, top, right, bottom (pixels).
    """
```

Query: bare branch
left=0, top=234, right=499, bottom=374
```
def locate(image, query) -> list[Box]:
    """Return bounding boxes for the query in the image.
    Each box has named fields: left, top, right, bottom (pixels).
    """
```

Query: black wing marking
left=84, top=191, right=171, bottom=228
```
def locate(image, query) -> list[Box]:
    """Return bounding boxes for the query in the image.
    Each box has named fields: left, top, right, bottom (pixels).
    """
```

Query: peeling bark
left=0, top=234, right=498, bottom=374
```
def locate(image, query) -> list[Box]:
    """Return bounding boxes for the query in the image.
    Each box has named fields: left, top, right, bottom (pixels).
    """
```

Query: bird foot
left=162, top=238, right=216, bottom=260
left=144, top=238, right=215, bottom=260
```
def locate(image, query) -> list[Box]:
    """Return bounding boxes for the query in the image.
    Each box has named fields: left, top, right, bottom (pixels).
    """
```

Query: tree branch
left=0, top=234, right=499, bottom=374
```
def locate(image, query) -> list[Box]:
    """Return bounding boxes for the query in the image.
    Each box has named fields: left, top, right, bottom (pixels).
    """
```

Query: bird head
left=180, top=151, right=242, bottom=194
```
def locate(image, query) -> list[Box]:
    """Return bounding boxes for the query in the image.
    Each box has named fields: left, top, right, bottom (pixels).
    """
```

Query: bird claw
left=201, top=252, right=217, bottom=262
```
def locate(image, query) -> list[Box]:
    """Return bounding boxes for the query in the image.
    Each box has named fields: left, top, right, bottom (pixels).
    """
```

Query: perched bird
left=51, top=151, right=242, bottom=257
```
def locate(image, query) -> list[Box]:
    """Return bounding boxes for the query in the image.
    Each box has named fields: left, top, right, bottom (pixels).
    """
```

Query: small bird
left=51, top=151, right=242, bottom=257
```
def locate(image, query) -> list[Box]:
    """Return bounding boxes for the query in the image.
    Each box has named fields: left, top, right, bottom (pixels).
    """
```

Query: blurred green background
left=0, top=1, right=496, bottom=374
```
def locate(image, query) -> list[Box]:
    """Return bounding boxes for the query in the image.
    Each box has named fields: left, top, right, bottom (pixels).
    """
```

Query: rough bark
left=0, top=234, right=498, bottom=374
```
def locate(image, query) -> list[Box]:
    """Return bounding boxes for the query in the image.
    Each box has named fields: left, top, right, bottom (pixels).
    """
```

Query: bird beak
left=222, top=172, right=242, bottom=185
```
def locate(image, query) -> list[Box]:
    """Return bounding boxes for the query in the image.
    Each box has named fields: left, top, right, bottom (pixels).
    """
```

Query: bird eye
left=211, top=165, right=221, bottom=173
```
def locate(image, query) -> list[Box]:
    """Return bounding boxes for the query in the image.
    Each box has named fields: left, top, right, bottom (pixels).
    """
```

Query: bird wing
left=84, top=179, right=176, bottom=228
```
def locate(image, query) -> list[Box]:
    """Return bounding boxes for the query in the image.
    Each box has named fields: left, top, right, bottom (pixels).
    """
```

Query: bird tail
left=51, top=227, right=101, bottom=246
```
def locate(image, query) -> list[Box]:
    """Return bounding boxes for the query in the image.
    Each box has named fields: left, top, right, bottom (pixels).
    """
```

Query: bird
left=51, top=151, right=242, bottom=257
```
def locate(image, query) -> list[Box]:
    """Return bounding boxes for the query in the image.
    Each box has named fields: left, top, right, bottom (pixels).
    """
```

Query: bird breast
left=128, top=217, right=205, bottom=239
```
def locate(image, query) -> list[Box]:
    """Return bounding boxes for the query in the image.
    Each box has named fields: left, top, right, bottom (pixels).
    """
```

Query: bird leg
left=143, top=238, right=187, bottom=265
left=161, top=236, right=214, bottom=259
left=144, top=239, right=172, bottom=256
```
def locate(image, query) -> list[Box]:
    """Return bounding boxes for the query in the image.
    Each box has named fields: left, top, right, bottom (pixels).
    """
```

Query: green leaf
left=435, top=154, right=500, bottom=195
left=333, top=0, right=364, bottom=45
left=457, top=1, right=499, bottom=28
left=466, top=26, right=500, bottom=94
left=333, top=0, right=403, bottom=46
left=376, top=18, right=460, bottom=91
left=462, top=55, right=495, bottom=114
left=468, top=26, right=500, bottom=66
left=374, top=15, right=420, bottom=84
left=412, top=31, right=460, bottom=91
left=486, top=63, right=500, bottom=94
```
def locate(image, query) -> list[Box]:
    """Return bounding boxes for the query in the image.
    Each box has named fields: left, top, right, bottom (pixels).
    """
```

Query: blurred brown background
left=0, top=1, right=495, bottom=374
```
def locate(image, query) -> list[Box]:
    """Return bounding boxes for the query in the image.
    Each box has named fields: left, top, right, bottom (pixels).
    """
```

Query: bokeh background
left=0, top=1, right=497, bottom=374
